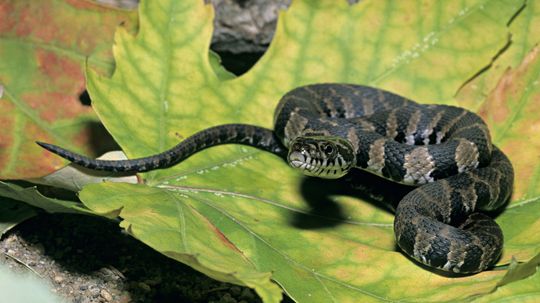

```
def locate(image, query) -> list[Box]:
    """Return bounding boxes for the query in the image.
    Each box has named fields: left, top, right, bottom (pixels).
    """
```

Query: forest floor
left=0, top=213, right=266, bottom=302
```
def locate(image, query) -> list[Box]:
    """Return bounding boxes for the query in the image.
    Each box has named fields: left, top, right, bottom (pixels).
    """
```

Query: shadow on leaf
left=291, top=169, right=413, bottom=229
left=86, top=121, right=121, bottom=157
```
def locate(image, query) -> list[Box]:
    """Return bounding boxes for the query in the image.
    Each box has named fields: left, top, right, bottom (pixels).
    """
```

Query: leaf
left=473, top=253, right=540, bottom=302
left=478, top=45, right=540, bottom=266
left=74, top=0, right=540, bottom=301
left=457, top=0, right=538, bottom=110
left=0, top=197, right=36, bottom=235
left=80, top=183, right=283, bottom=303
left=87, top=0, right=521, bottom=183
left=0, top=0, right=137, bottom=179
left=34, top=151, right=137, bottom=192
left=497, top=253, right=540, bottom=288
left=209, top=50, right=236, bottom=81
left=478, top=45, right=540, bottom=202
left=0, top=181, right=91, bottom=214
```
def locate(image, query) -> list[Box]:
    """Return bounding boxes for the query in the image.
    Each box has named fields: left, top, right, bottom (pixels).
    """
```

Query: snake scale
left=37, top=83, right=514, bottom=274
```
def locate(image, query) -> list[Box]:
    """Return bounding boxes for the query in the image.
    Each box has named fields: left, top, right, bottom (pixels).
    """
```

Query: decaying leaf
left=0, top=0, right=137, bottom=179
left=78, top=1, right=540, bottom=302
left=2, top=0, right=539, bottom=301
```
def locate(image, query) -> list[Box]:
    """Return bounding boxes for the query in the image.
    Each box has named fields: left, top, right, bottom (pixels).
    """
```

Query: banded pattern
left=273, top=84, right=513, bottom=273
left=394, top=147, right=512, bottom=273
left=37, top=83, right=513, bottom=274
left=273, top=84, right=493, bottom=185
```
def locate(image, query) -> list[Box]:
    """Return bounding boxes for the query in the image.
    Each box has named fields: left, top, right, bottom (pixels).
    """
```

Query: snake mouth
left=288, top=151, right=311, bottom=169
left=290, top=160, right=304, bottom=168
left=288, top=151, right=336, bottom=176
left=289, top=154, right=313, bottom=171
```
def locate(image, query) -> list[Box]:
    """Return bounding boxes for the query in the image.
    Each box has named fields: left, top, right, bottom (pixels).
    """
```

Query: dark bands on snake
left=37, top=83, right=513, bottom=274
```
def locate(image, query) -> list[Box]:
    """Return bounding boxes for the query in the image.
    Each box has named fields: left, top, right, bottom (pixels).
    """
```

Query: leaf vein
left=159, top=185, right=393, bottom=227
left=191, top=194, right=393, bottom=301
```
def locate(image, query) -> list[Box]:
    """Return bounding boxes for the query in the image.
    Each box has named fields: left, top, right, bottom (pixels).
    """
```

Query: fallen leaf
left=0, top=0, right=137, bottom=179
left=76, top=1, right=538, bottom=302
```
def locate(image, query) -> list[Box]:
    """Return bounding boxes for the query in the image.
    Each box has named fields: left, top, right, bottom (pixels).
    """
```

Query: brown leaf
left=0, top=0, right=137, bottom=179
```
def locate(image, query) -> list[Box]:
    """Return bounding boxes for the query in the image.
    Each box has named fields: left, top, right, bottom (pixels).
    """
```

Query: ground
left=0, top=213, right=267, bottom=302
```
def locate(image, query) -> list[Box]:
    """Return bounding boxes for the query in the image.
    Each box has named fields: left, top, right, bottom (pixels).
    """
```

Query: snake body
left=37, top=83, right=513, bottom=274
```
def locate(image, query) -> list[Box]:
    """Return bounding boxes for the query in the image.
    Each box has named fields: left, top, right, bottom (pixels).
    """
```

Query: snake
left=37, top=83, right=514, bottom=274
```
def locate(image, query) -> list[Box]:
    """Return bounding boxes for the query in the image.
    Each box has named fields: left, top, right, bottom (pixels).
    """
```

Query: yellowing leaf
left=87, top=0, right=521, bottom=184
left=478, top=45, right=540, bottom=202
left=457, top=1, right=537, bottom=110
left=80, top=182, right=283, bottom=303
left=73, top=0, right=540, bottom=302
left=476, top=45, right=540, bottom=266
left=0, top=0, right=137, bottom=179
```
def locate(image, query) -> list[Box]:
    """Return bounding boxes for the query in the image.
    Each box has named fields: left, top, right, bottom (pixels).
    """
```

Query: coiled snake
left=37, top=84, right=513, bottom=274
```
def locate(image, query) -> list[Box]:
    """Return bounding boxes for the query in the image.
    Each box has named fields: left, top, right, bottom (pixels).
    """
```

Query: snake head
left=287, top=136, right=356, bottom=179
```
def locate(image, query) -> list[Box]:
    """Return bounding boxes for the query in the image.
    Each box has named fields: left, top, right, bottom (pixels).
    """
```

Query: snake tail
left=37, top=124, right=285, bottom=173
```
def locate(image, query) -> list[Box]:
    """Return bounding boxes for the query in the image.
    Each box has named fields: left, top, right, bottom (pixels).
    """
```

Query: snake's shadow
left=291, top=169, right=414, bottom=229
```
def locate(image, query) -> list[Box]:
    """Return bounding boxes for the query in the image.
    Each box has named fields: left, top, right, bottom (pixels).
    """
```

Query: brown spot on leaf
left=479, top=46, right=540, bottom=124
left=36, top=50, right=85, bottom=89
left=208, top=223, right=242, bottom=254
left=482, top=46, right=540, bottom=200
left=0, top=3, right=17, bottom=34
left=14, top=7, right=34, bottom=37
left=23, top=91, right=91, bottom=123
left=65, top=0, right=110, bottom=10
left=477, top=68, right=512, bottom=123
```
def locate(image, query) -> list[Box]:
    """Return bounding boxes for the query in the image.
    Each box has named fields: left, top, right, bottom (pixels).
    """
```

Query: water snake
left=37, top=83, right=514, bottom=274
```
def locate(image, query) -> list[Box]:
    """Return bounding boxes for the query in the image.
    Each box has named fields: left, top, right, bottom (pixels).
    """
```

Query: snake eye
left=322, top=144, right=334, bottom=156
left=292, top=142, right=303, bottom=152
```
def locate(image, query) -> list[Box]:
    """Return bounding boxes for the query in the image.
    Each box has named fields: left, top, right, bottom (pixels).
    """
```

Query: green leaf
left=477, top=45, right=540, bottom=203
left=0, top=0, right=137, bottom=179
left=473, top=253, right=540, bottom=302
left=497, top=253, right=540, bottom=288
left=80, top=183, right=282, bottom=303
left=74, top=0, right=540, bottom=301
left=209, top=50, right=236, bottom=81
left=0, top=181, right=91, bottom=214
